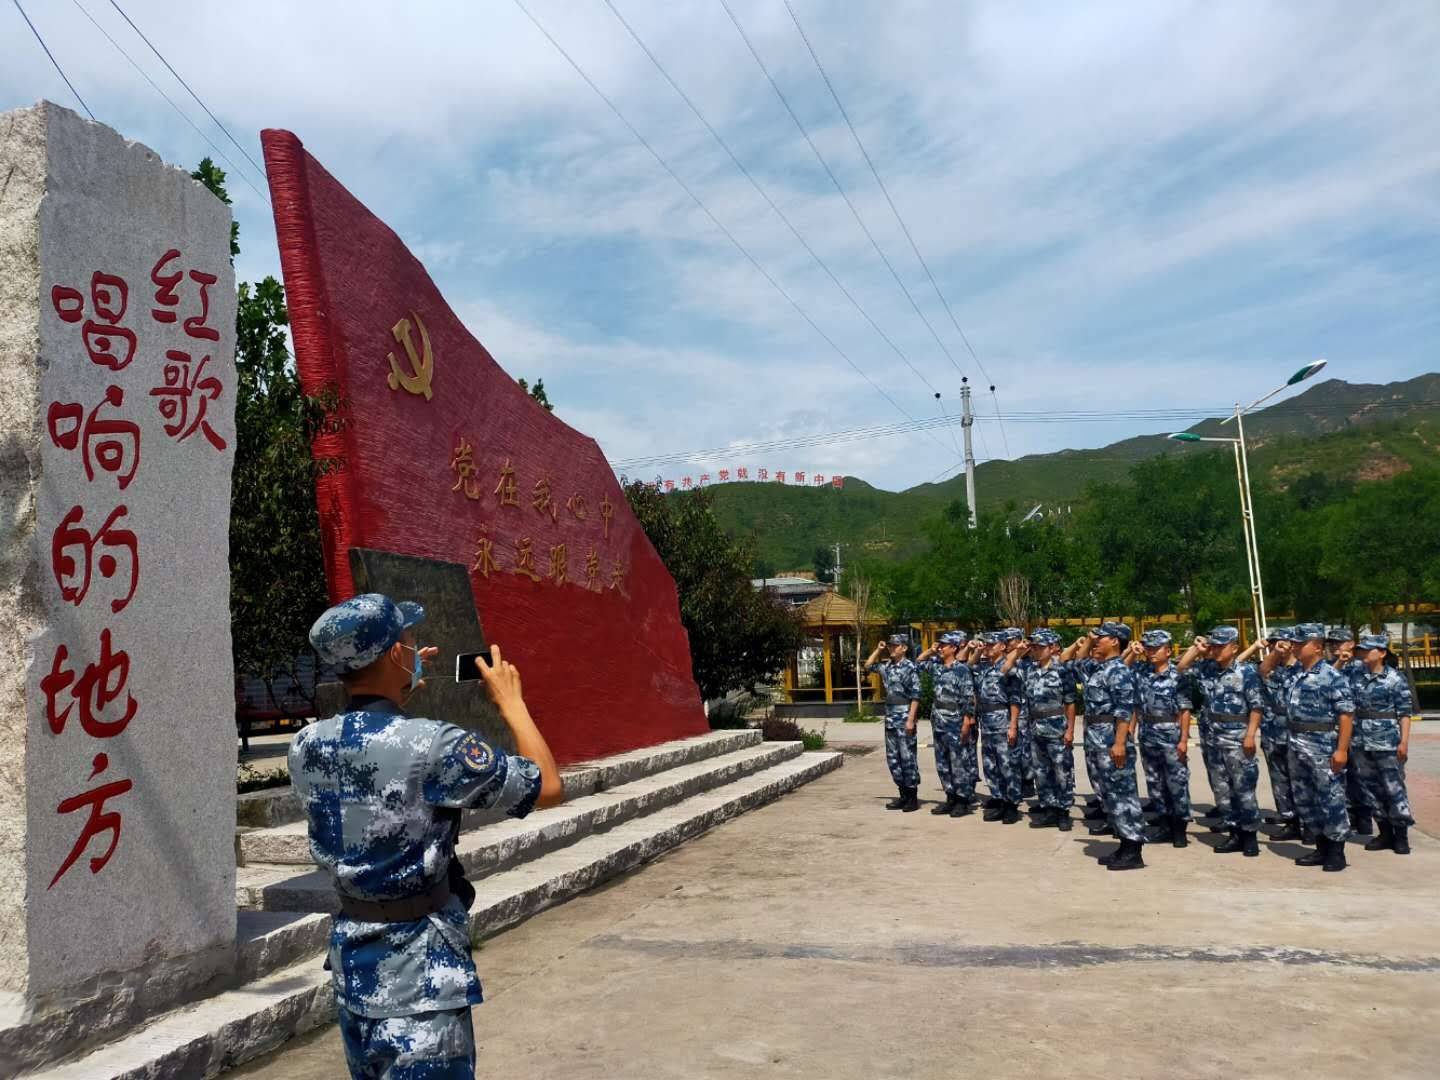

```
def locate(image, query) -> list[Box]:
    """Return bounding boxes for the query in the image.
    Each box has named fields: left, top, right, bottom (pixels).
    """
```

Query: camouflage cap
left=1140, top=629, right=1173, bottom=648
left=1263, top=626, right=1289, bottom=643
left=1356, top=633, right=1390, bottom=651
left=1206, top=626, right=1240, bottom=646
left=1291, top=622, right=1327, bottom=641
left=309, top=593, right=426, bottom=673
left=1325, top=626, right=1354, bottom=643
left=981, top=631, right=1003, bottom=645
left=886, top=633, right=910, bottom=647
left=938, top=630, right=968, bottom=647
left=1030, top=628, right=1061, bottom=646
left=1096, top=621, right=1131, bottom=642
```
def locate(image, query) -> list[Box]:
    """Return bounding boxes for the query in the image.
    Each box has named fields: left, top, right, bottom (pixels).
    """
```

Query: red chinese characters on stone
left=40, top=629, right=138, bottom=739
left=150, top=249, right=221, bottom=341
left=52, top=504, right=140, bottom=614
left=150, top=349, right=226, bottom=451
left=47, top=385, right=142, bottom=489
left=51, top=272, right=138, bottom=371
left=49, top=751, right=133, bottom=890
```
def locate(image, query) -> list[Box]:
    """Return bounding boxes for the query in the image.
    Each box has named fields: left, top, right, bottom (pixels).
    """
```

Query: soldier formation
left=864, top=621, right=1417, bottom=872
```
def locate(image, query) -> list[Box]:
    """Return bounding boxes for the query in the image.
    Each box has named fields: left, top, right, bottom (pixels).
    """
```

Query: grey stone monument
left=0, top=103, right=237, bottom=1062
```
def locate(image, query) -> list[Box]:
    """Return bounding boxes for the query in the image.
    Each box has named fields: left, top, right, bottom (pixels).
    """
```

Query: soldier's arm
left=477, top=646, right=564, bottom=808
left=1177, top=637, right=1206, bottom=672
left=1236, top=641, right=1262, bottom=664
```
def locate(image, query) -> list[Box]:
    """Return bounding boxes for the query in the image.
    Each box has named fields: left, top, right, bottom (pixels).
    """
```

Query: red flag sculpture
left=262, top=130, right=707, bottom=764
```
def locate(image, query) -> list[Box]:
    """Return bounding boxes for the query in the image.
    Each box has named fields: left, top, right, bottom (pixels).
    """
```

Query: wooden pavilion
left=776, top=590, right=888, bottom=717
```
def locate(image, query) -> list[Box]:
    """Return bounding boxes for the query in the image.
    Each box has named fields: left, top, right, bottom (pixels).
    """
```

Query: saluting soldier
left=1004, top=627, right=1039, bottom=802
left=292, top=594, right=564, bottom=1079
left=1272, top=623, right=1357, bottom=872
left=1326, top=626, right=1372, bottom=837
left=1135, top=629, right=1193, bottom=848
left=1008, top=628, right=1076, bottom=831
left=1178, top=632, right=1233, bottom=833
left=917, top=631, right=978, bottom=816
left=1347, top=633, right=1416, bottom=855
left=865, top=633, right=923, bottom=812
left=971, top=632, right=1023, bottom=824
left=1183, top=626, right=1264, bottom=856
left=1075, top=622, right=1146, bottom=870
left=1063, top=630, right=1106, bottom=821
left=1258, top=627, right=1301, bottom=840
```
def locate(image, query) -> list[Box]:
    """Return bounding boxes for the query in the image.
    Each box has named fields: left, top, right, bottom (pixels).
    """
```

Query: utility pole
left=833, top=540, right=843, bottom=585
left=960, top=377, right=977, bottom=528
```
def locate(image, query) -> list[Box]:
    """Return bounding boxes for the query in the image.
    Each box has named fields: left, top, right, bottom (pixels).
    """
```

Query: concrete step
left=237, top=738, right=804, bottom=910
left=33, top=751, right=843, bottom=1079
left=236, top=727, right=761, bottom=841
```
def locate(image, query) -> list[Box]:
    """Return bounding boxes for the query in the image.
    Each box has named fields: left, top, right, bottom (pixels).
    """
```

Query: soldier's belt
left=885, top=699, right=914, bottom=708
left=1355, top=711, right=1397, bottom=720
left=1143, top=714, right=1180, bottom=723
left=1207, top=712, right=1248, bottom=722
left=1083, top=715, right=1125, bottom=725
left=1288, top=721, right=1338, bottom=734
left=1031, top=708, right=1065, bottom=719
left=336, top=879, right=452, bottom=923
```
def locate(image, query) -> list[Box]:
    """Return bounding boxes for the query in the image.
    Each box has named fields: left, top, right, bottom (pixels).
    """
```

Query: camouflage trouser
left=1089, top=722, right=1144, bottom=842
left=1198, top=721, right=1232, bottom=819
left=1345, top=762, right=1367, bottom=815
left=1017, top=713, right=1036, bottom=794
left=1082, top=720, right=1111, bottom=803
left=338, top=1005, right=474, bottom=1080
left=931, top=714, right=976, bottom=798
left=1352, top=747, right=1414, bottom=827
left=884, top=716, right=920, bottom=788
left=979, top=712, right=1021, bottom=804
left=1030, top=732, right=1075, bottom=810
left=1140, top=724, right=1190, bottom=819
left=1261, top=734, right=1295, bottom=821
left=1207, top=723, right=1260, bottom=831
left=1288, top=732, right=1349, bottom=842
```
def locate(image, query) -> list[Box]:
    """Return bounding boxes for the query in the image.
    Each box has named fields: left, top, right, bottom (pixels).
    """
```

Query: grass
left=237, top=763, right=290, bottom=794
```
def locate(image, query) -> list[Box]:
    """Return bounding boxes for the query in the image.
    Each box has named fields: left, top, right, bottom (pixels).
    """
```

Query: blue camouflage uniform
left=1136, top=631, right=1191, bottom=822
left=1019, top=630, right=1076, bottom=812
left=973, top=638, right=1023, bottom=805
left=1327, top=628, right=1370, bottom=823
left=1004, top=628, right=1038, bottom=798
left=1346, top=636, right=1414, bottom=831
left=867, top=639, right=922, bottom=791
left=1260, top=638, right=1298, bottom=825
left=1191, top=627, right=1265, bottom=833
left=919, top=632, right=977, bottom=802
left=1284, top=625, right=1357, bottom=845
left=1077, top=625, right=1144, bottom=843
left=292, top=594, right=543, bottom=1080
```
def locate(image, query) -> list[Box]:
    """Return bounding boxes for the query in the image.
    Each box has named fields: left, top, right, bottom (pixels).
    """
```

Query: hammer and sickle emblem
left=386, top=312, right=434, bottom=400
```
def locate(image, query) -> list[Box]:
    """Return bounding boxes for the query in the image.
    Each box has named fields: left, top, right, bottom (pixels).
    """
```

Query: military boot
left=1364, top=822, right=1394, bottom=851
left=932, top=794, right=958, bottom=816
left=899, top=787, right=921, bottom=812
left=982, top=803, right=1005, bottom=821
left=1170, top=816, right=1189, bottom=848
left=885, top=789, right=906, bottom=810
left=1349, top=808, right=1373, bottom=836
left=1323, top=838, right=1347, bottom=872
left=1087, top=820, right=1114, bottom=836
left=950, top=797, right=974, bottom=817
left=1001, top=802, right=1021, bottom=824
left=1056, top=808, right=1073, bottom=832
left=1145, top=817, right=1174, bottom=844
left=1392, top=826, right=1411, bottom=855
left=1097, top=839, right=1125, bottom=866
left=1214, top=828, right=1245, bottom=854
left=983, top=796, right=1002, bottom=810
left=1029, top=807, right=1057, bottom=829
left=1106, top=839, right=1146, bottom=871
left=1200, top=805, right=1222, bottom=822
left=1273, top=819, right=1302, bottom=841
left=1241, top=830, right=1260, bottom=857
left=1085, top=796, right=1102, bottom=812
left=1082, top=802, right=1107, bottom=821
left=1295, top=836, right=1327, bottom=866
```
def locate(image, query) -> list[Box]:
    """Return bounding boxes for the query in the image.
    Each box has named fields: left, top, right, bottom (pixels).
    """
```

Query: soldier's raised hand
left=477, top=644, right=525, bottom=716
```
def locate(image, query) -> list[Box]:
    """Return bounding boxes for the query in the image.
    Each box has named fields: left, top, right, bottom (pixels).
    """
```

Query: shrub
left=843, top=707, right=880, bottom=723
left=760, top=716, right=825, bottom=750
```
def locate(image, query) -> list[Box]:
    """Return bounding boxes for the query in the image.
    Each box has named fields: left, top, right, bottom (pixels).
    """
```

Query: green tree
left=624, top=482, right=803, bottom=702
left=517, top=377, right=554, bottom=411
left=193, top=161, right=330, bottom=696
left=191, top=158, right=239, bottom=259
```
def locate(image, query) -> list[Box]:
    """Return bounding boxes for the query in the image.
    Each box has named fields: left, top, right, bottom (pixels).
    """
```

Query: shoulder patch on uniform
left=457, top=733, right=496, bottom=774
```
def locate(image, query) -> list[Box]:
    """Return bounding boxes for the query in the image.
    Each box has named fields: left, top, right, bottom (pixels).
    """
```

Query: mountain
left=708, top=374, right=1440, bottom=572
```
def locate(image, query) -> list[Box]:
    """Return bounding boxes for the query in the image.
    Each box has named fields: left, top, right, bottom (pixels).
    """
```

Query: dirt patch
left=1356, top=453, right=1413, bottom=482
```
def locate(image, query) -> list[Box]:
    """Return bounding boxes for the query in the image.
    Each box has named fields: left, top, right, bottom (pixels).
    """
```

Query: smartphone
left=455, top=651, right=491, bottom=682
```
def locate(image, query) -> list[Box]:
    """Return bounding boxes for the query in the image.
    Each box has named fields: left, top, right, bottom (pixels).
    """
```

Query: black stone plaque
left=342, top=547, right=513, bottom=751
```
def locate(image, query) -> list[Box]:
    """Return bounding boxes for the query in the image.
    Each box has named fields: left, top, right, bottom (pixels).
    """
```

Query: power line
left=107, top=0, right=269, bottom=196
left=511, top=0, right=949, bottom=456
left=599, top=0, right=941, bottom=398
left=719, top=0, right=966, bottom=381
left=13, top=0, right=95, bottom=120
left=782, top=0, right=1012, bottom=451
left=70, top=0, right=268, bottom=204
left=610, top=396, right=1440, bottom=469
left=989, top=386, right=1011, bottom=458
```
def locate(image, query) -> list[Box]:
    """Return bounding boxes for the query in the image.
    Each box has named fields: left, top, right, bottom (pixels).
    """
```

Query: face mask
left=409, top=647, right=423, bottom=691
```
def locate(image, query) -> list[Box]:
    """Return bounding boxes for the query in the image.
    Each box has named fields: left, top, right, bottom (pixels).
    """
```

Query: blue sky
left=6, top=0, right=1438, bottom=491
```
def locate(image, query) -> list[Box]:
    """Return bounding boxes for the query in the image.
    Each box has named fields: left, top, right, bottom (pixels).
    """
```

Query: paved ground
left=236, top=726, right=1440, bottom=1079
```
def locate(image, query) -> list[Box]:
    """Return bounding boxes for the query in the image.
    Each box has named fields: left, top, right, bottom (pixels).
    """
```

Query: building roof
left=750, top=575, right=820, bottom=588
left=798, top=590, right=886, bottom=627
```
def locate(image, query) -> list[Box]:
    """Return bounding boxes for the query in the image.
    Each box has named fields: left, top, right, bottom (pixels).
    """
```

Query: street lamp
left=1168, top=359, right=1329, bottom=640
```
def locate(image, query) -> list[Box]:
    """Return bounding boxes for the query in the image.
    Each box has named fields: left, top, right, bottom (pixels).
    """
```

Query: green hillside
left=709, top=374, right=1440, bottom=572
